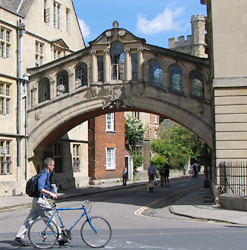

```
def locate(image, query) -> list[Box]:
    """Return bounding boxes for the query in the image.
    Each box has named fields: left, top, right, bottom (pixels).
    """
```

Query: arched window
left=75, top=63, right=87, bottom=88
left=38, top=77, right=50, bottom=103
left=57, top=70, right=68, bottom=95
left=149, top=60, right=163, bottom=86
left=110, top=42, right=124, bottom=80
left=190, top=71, right=204, bottom=98
left=170, top=65, right=183, bottom=92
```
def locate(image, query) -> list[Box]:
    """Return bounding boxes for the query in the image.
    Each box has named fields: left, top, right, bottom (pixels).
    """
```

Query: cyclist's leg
left=16, top=198, right=40, bottom=239
left=36, top=197, right=60, bottom=236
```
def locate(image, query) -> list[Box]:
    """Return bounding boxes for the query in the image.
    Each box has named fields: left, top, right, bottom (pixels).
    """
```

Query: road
left=1, top=176, right=247, bottom=249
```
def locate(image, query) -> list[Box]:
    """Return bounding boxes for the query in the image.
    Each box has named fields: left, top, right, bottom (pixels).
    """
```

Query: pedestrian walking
left=14, top=158, right=64, bottom=246
left=159, top=166, right=165, bottom=186
left=122, top=167, right=128, bottom=186
left=164, top=163, right=170, bottom=187
left=192, top=162, right=199, bottom=179
left=148, top=161, right=158, bottom=182
left=188, top=164, right=193, bottom=178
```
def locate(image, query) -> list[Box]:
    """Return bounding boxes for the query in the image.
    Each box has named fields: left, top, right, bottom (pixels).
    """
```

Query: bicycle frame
left=44, top=205, right=97, bottom=235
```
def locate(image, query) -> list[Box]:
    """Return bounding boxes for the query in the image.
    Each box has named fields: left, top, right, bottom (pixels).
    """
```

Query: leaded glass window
left=131, top=53, right=138, bottom=81
left=110, top=42, right=124, bottom=80
left=170, top=65, right=183, bottom=92
left=75, top=63, right=87, bottom=88
left=149, top=60, right=163, bottom=86
left=57, top=71, right=68, bottom=95
left=97, top=56, right=104, bottom=82
left=38, top=77, right=50, bottom=103
left=190, top=71, right=204, bottom=98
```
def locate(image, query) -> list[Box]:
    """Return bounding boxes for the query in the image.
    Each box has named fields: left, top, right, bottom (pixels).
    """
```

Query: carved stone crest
left=90, top=84, right=98, bottom=97
left=102, top=84, right=134, bottom=109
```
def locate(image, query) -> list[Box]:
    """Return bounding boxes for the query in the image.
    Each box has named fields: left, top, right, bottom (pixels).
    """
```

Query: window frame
left=38, top=77, right=50, bottom=103
left=105, top=113, right=115, bottom=132
left=0, top=26, right=11, bottom=59
left=35, top=41, right=44, bottom=67
left=190, top=71, right=205, bottom=99
left=75, top=63, right=87, bottom=88
left=0, top=139, right=12, bottom=175
left=149, top=60, right=163, bottom=86
left=53, top=143, right=63, bottom=173
left=105, top=147, right=116, bottom=170
left=0, top=82, right=11, bottom=115
left=57, top=70, right=69, bottom=96
left=169, top=65, right=184, bottom=93
left=72, top=144, right=80, bottom=172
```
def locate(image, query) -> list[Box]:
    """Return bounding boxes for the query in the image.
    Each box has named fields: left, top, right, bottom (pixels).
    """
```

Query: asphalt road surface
left=1, top=176, right=247, bottom=249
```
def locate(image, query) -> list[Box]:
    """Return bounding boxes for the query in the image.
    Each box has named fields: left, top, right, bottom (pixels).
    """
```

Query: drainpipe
left=17, top=19, right=26, bottom=194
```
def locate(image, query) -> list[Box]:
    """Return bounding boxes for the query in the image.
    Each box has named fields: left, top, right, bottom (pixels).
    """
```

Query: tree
left=125, top=116, right=146, bottom=175
left=150, top=123, right=205, bottom=170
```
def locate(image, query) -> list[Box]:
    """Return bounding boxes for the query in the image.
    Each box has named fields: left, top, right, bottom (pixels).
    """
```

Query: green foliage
left=131, top=154, right=145, bottom=175
left=151, top=123, right=205, bottom=170
left=125, top=116, right=146, bottom=175
left=125, top=116, right=146, bottom=152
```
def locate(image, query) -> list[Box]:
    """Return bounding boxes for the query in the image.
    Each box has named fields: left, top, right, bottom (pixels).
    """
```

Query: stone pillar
left=163, top=69, right=169, bottom=89
left=137, top=47, right=144, bottom=81
left=183, top=73, right=190, bottom=96
left=68, top=73, right=74, bottom=92
left=91, top=50, right=98, bottom=83
left=50, top=80, right=56, bottom=98
left=124, top=48, right=131, bottom=81
left=104, top=49, right=110, bottom=82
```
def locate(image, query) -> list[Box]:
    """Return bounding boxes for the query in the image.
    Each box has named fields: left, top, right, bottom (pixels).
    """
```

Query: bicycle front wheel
left=81, top=216, right=112, bottom=248
left=28, top=218, right=59, bottom=249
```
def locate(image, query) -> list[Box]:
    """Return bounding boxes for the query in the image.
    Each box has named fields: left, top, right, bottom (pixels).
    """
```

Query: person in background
left=159, top=165, right=165, bottom=186
left=164, top=163, right=170, bottom=187
left=122, top=167, right=128, bottom=186
left=188, top=164, right=193, bottom=178
left=148, top=161, right=158, bottom=182
left=192, top=162, right=199, bottom=179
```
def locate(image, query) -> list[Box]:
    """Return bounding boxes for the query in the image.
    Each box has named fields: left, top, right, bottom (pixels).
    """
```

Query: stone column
left=50, top=80, right=56, bottom=98
left=91, top=50, right=98, bottom=83
left=104, top=49, right=110, bottom=82
left=137, top=47, right=144, bottom=81
left=69, top=73, right=74, bottom=92
left=183, top=73, right=190, bottom=96
left=124, top=48, right=131, bottom=81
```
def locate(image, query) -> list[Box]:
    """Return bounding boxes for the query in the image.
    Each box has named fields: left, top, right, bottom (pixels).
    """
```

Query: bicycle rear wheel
left=81, top=216, right=112, bottom=248
left=28, top=218, right=58, bottom=249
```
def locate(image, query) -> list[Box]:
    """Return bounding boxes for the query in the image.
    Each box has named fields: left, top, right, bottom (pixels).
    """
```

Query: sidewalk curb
left=169, top=206, right=238, bottom=225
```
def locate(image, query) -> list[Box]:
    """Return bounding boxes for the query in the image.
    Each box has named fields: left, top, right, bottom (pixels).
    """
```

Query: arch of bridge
left=26, top=26, right=212, bottom=158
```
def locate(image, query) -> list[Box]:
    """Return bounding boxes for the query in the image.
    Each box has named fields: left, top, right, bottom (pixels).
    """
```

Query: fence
left=218, top=162, right=247, bottom=196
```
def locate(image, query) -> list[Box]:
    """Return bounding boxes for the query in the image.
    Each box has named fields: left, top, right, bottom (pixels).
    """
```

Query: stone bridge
left=26, top=23, right=211, bottom=158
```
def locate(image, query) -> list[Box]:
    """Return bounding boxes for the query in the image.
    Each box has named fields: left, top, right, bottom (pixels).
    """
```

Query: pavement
left=1, top=175, right=247, bottom=225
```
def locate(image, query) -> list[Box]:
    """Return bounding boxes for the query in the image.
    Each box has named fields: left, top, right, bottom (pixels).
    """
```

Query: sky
left=72, top=0, right=207, bottom=48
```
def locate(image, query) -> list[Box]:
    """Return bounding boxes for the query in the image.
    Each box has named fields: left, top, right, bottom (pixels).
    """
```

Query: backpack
left=26, top=175, right=39, bottom=197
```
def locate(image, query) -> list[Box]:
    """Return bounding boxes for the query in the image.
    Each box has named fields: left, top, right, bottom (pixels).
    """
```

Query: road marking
left=134, top=185, right=201, bottom=217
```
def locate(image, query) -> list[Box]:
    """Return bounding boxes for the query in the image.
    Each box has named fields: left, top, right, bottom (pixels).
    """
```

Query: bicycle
left=28, top=200, right=112, bottom=249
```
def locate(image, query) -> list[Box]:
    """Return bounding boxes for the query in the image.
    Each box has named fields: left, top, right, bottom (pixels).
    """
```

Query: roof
left=0, top=0, right=33, bottom=17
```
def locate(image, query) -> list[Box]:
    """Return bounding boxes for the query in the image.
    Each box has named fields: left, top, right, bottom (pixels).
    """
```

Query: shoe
left=58, top=238, right=68, bottom=246
left=14, top=237, right=28, bottom=246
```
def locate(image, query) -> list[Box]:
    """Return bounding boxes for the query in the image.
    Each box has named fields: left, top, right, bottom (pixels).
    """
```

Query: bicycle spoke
left=28, top=219, right=58, bottom=249
left=81, top=217, right=112, bottom=248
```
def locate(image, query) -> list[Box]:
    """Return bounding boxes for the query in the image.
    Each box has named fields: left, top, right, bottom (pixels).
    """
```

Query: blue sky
left=72, top=0, right=206, bottom=48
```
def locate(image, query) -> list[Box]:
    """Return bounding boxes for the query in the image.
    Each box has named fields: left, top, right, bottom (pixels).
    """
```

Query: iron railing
left=218, top=162, right=247, bottom=195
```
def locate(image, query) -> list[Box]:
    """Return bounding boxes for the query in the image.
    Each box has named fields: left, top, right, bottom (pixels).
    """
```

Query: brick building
left=88, top=113, right=126, bottom=184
